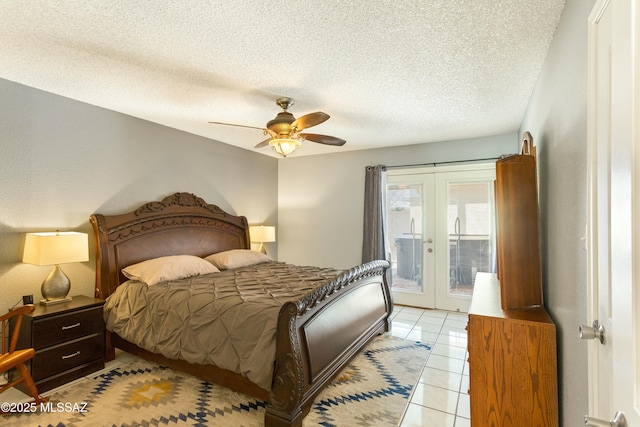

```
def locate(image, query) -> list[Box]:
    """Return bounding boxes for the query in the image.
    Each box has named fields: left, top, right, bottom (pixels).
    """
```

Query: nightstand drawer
left=31, top=332, right=104, bottom=380
left=32, top=306, right=103, bottom=349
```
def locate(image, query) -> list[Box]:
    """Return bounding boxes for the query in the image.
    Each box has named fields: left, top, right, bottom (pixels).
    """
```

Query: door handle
left=579, top=320, right=605, bottom=344
left=585, top=411, right=627, bottom=427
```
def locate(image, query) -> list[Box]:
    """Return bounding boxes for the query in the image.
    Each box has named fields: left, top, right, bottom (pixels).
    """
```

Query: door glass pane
left=387, top=183, right=423, bottom=292
left=447, top=182, right=493, bottom=296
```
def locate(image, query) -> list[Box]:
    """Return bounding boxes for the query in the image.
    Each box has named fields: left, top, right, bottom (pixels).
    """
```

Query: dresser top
left=469, top=273, right=554, bottom=324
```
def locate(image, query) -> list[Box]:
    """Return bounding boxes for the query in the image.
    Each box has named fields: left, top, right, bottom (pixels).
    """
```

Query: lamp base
left=40, top=296, right=72, bottom=306
left=41, top=264, right=71, bottom=303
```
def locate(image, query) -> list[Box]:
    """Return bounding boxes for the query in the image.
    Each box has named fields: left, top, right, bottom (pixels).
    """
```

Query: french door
left=386, top=164, right=495, bottom=311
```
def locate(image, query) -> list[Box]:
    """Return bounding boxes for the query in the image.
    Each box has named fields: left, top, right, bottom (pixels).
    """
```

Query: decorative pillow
left=205, top=249, right=271, bottom=270
left=122, top=255, right=220, bottom=286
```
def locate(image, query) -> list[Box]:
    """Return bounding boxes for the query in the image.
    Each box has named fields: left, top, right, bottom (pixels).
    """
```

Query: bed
left=90, top=192, right=392, bottom=427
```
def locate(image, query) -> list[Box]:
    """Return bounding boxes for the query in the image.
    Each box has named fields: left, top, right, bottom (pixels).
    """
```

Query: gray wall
left=0, top=78, right=278, bottom=313
left=519, top=0, right=595, bottom=425
left=277, top=133, right=517, bottom=269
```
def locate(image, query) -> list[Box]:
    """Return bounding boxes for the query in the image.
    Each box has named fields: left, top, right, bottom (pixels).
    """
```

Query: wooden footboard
left=266, top=260, right=392, bottom=427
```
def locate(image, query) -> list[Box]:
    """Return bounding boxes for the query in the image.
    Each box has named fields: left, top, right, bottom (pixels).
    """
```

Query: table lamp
left=249, top=225, right=276, bottom=254
left=22, top=231, right=89, bottom=305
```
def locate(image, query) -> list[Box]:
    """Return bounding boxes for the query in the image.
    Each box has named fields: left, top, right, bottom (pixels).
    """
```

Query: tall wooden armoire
left=467, top=132, right=559, bottom=427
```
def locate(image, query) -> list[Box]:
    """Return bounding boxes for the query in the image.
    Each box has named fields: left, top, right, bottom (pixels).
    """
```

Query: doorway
left=386, top=163, right=495, bottom=311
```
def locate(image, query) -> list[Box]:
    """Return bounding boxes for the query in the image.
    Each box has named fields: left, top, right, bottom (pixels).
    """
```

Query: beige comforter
left=103, top=261, right=342, bottom=390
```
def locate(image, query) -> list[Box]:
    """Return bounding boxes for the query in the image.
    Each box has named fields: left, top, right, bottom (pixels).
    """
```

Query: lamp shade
left=249, top=226, right=276, bottom=243
left=23, top=232, right=89, bottom=266
left=269, top=138, right=300, bottom=157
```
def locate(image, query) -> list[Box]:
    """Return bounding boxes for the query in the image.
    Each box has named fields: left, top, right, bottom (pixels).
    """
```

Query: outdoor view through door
left=386, top=165, right=495, bottom=311
left=447, top=182, right=493, bottom=296
left=387, top=182, right=425, bottom=292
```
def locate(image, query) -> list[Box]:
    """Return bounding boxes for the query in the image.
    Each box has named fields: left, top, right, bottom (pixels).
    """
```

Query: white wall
left=277, top=133, right=517, bottom=269
left=519, top=0, right=595, bottom=424
left=0, top=78, right=278, bottom=313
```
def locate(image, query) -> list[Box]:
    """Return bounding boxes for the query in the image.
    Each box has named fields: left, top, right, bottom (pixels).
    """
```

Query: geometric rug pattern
left=2, top=334, right=430, bottom=427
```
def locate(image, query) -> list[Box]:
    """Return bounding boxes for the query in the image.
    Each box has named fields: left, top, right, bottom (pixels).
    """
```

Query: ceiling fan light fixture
left=210, top=97, right=344, bottom=155
left=269, top=138, right=300, bottom=157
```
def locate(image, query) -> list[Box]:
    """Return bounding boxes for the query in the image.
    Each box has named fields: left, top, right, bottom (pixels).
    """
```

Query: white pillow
left=205, top=249, right=271, bottom=270
left=122, top=255, right=220, bottom=286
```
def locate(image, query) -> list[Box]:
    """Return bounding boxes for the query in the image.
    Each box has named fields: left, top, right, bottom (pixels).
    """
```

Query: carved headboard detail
left=90, top=192, right=250, bottom=299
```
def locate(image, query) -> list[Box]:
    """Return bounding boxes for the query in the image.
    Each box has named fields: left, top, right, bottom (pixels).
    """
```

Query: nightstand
left=14, top=295, right=105, bottom=393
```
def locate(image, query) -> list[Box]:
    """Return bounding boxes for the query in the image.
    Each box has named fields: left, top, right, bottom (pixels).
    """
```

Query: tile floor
left=392, top=305, right=471, bottom=427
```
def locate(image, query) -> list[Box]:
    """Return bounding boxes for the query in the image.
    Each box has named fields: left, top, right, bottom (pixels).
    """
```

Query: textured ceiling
left=0, top=1, right=565, bottom=157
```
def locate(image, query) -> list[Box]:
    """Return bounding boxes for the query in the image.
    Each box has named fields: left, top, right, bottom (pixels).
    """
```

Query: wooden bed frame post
left=266, top=302, right=305, bottom=427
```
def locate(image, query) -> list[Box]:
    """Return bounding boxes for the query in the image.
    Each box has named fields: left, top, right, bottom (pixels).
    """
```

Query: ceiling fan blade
left=300, top=133, right=346, bottom=146
left=290, top=112, right=329, bottom=131
left=209, top=121, right=265, bottom=131
left=254, top=138, right=272, bottom=148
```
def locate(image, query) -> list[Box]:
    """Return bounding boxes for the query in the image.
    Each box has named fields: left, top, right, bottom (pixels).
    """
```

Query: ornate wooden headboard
left=90, top=192, right=250, bottom=299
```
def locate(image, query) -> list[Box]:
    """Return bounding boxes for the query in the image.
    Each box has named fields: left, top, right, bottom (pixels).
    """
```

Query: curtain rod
left=385, top=156, right=500, bottom=170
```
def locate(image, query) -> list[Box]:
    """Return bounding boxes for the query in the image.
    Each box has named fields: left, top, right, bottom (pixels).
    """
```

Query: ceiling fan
left=209, top=97, right=346, bottom=157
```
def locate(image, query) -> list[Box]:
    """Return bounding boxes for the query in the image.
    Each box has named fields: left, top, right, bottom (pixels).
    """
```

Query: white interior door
left=386, top=164, right=495, bottom=311
left=586, top=0, right=640, bottom=424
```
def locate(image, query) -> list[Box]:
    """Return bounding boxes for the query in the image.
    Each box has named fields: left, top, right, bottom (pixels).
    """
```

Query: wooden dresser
left=468, top=273, right=558, bottom=427
left=467, top=136, right=558, bottom=426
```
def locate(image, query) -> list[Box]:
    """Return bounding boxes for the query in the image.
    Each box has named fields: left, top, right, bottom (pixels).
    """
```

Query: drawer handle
left=61, top=322, right=81, bottom=330
left=62, top=351, right=80, bottom=360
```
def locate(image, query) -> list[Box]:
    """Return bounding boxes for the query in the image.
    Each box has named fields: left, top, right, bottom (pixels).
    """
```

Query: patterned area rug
left=3, top=334, right=430, bottom=427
